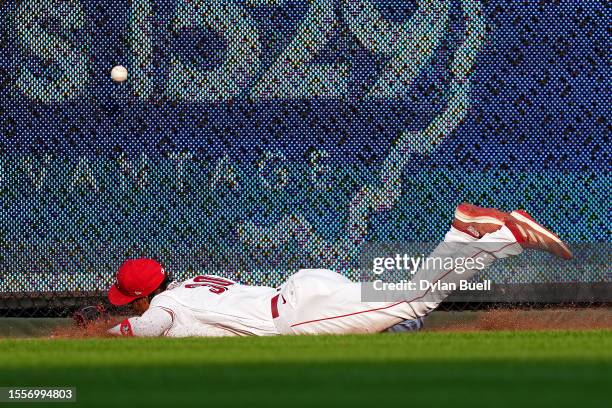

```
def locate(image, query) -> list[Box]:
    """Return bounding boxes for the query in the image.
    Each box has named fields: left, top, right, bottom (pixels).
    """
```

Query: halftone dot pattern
left=0, top=1, right=609, bottom=295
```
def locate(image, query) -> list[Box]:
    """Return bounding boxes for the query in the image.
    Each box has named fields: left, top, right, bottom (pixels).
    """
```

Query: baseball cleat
left=385, top=317, right=425, bottom=333
left=452, top=203, right=509, bottom=239
left=505, top=210, right=573, bottom=260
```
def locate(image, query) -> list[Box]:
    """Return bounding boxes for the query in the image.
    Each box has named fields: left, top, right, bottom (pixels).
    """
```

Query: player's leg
left=274, top=204, right=571, bottom=335
left=274, top=204, right=514, bottom=334
left=281, top=226, right=520, bottom=335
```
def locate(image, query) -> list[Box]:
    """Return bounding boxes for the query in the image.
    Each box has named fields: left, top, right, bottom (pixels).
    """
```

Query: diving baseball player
left=106, top=204, right=572, bottom=337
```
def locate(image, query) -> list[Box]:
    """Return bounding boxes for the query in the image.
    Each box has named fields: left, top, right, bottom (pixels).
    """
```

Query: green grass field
left=0, top=330, right=610, bottom=408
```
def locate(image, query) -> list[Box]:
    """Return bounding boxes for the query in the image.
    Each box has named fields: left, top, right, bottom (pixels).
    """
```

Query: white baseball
left=111, top=65, right=128, bottom=82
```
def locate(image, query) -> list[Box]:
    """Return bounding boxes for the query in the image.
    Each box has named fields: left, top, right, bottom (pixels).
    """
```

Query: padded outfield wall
left=0, top=1, right=609, bottom=305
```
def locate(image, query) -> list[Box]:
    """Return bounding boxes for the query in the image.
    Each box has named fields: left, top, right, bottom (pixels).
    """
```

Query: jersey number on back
left=184, top=275, right=234, bottom=294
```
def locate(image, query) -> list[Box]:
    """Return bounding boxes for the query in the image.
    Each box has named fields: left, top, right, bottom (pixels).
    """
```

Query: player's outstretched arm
left=108, top=307, right=173, bottom=337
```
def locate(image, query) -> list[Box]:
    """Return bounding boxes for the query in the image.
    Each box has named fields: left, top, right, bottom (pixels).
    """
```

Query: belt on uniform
left=271, top=294, right=294, bottom=335
left=271, top=294, right=282, bottom=319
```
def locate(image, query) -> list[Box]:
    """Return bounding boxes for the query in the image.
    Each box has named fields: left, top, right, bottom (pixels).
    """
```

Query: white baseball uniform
left=109, top=225, right=522, bottom=337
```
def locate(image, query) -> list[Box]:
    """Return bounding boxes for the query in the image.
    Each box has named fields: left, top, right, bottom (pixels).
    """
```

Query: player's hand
left=73, top=304, right=107, bottom=328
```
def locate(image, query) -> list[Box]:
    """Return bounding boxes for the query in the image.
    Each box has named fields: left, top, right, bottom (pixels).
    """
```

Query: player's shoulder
left=182, top=274, right=238, bottom=285
left=155, top=275, right=238, bottom=295
left=200, top=274, right=238, bottom=282
left=165, top=280, right=182, bottom=291
left=149, top=290, right=181, bottom=309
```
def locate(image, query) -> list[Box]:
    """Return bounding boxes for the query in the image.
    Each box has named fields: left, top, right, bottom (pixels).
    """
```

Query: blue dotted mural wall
left=0, top=0, right=609, bottom=294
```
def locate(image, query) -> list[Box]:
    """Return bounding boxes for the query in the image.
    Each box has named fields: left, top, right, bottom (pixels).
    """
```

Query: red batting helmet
left=108, top=258, right=166, bottom=306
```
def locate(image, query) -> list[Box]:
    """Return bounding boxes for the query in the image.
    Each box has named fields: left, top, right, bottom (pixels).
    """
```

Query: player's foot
left=452, top=203, right=508, bottom=239
left=505, top=210, right=573, bottom=260
left=385, top=317, right=425, bottom=333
